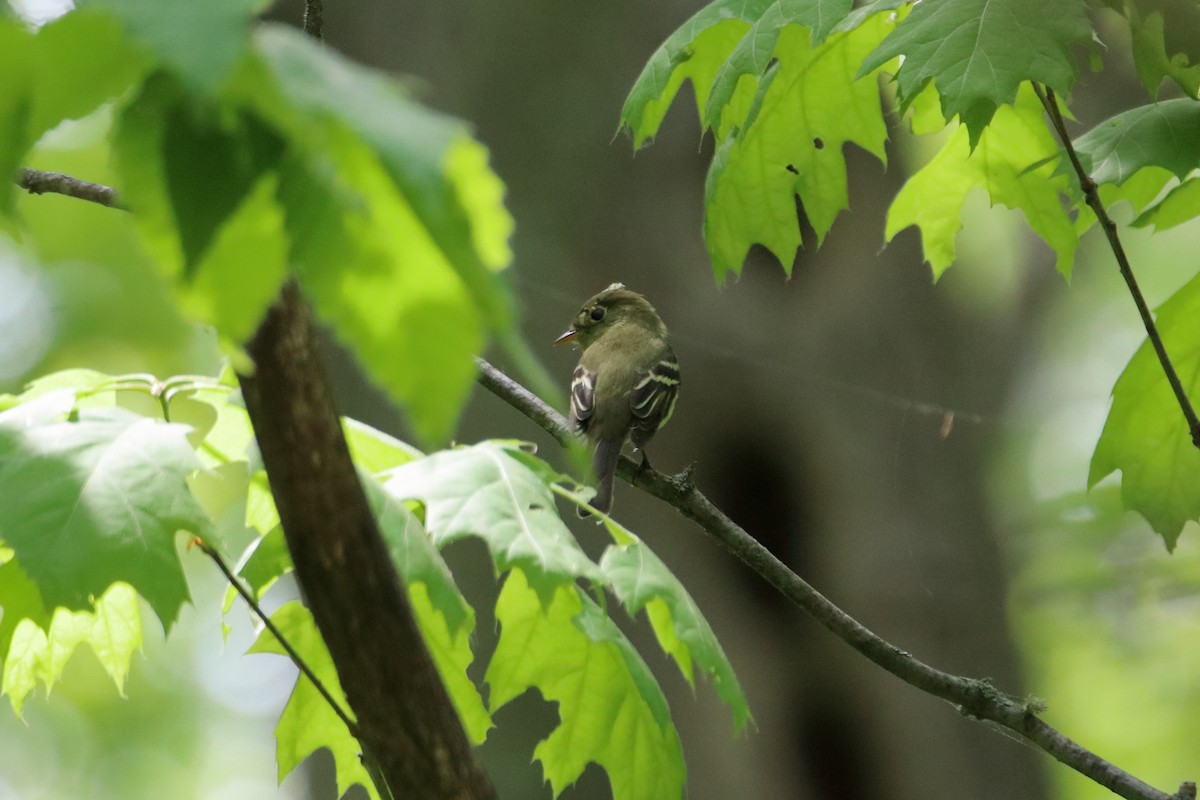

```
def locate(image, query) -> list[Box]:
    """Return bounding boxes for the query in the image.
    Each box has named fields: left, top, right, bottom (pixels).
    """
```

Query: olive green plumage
left=555, top=283, right=679, bottom=515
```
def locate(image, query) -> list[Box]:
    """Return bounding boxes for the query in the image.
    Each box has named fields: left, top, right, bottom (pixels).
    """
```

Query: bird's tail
left=579, top=436, right=620, bottom=517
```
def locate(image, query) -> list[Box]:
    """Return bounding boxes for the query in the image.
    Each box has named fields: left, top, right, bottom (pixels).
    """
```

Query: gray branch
left=476, top=357, right=1194, bottom=800
left=16, top=168, right=124, bottom=209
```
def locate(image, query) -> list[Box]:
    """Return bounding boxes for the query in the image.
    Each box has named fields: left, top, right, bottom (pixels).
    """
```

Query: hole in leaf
left=785, top=164, right=799, bottom=174
left=813, top=138, right=824, bottom=150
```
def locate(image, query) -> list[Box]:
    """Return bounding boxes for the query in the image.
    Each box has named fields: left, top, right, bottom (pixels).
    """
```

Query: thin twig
left=16, top=168, right=124, bottom=209
left=195, top=523, right=398, bottom=800
left=475, top=357, right=1186, bottom=800
left=1033, top=83, right=1200, bottom=449
left=192, top=536, right=359, bottom=735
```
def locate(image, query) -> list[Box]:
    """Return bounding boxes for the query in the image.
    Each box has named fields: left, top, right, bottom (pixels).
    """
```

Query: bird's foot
left=636, top=450, right=653, bottom=477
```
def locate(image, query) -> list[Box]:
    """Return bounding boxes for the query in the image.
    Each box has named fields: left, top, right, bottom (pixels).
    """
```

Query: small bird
left=555, top=283, right=679, bottom=515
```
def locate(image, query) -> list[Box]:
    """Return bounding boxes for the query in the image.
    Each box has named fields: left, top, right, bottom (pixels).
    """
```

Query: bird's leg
left=636, top=449, right=653, bottom=476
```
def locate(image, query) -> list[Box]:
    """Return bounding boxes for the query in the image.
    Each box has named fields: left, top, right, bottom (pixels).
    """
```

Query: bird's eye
left=590, top=306, right=606, bottom=322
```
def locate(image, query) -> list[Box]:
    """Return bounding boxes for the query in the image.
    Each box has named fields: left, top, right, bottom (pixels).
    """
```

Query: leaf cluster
left=0, top=370, right=749, bottom=799
left=620, top=0, right=1200, bottom=549
left=0, top=2, right=753, bottom=797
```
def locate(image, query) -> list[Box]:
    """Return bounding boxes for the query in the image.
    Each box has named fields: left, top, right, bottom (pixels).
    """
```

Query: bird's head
left=554, top=283, right=666, bottom=349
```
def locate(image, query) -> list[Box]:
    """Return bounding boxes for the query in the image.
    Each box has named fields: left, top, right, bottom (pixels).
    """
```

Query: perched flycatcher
left=555, top=283, right=679, bottom=515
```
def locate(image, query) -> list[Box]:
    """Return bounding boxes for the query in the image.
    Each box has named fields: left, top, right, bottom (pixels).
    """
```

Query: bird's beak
left=554, top=328, right=577, bottom=346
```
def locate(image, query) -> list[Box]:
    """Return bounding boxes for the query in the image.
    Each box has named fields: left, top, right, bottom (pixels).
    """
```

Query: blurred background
left=2, top=0, right=1200, bottom=799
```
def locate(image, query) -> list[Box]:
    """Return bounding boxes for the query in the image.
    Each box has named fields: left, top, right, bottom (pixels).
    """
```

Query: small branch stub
left=16, top=168, right=123, bottom=209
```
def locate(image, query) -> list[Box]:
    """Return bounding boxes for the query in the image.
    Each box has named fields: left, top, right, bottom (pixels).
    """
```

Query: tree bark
left=239, top=280, right=495, bottom=800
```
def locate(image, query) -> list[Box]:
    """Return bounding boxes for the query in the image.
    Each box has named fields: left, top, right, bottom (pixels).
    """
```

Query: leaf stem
left=195, top=536, right=398, bottom=800
left=1032, top=83, right=1200, bottom=449
left=475, top=357, right=1190, bottom=800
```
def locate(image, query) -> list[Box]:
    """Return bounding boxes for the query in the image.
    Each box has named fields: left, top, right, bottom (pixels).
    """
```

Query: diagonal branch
left=1032, top=83, right=1200, bottom=449
left=476, top=357, right=1193, bottom=800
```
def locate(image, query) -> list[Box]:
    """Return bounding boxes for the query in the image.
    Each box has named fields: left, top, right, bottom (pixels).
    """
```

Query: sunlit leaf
left=704, top=12, right=896, bottom=278
left=79, top=0, right=268, bottom=92
left=0, top=553, right=51, bottom=668
left=2, top=582, right=141, bottom=717
left=1127, top=2, right=1200, bottom=98
left=1090, top=271, right=1200, bottom=549
left=381, top=441, right=601, bottom=602
left=886, top=85, right=1077, bottom=278
left=248, top=602, right=376, bottom=800
left=1075, top=99, right=1200, bottom=186
left=703, top=0, right=854, bottom=139
left=861, top=0, right=1092, bottom=144
left=620, top=0, right=775, bottom=147
left=0, top=20, right=35, bottom=216
left=487, top=570, right=685, bottom=800
left=343, top=418, right=423, bottom=475
left=0, top=401, right=209, bottom=629
left=30, top=10, right=151, bottom=139
left=254, top=25, right=513, bottom=326
left=276, top=143, right=484, bottom=443
left=598, top=525, right=750, bottom=733
left=1132, top=177, right=1200, bottom=232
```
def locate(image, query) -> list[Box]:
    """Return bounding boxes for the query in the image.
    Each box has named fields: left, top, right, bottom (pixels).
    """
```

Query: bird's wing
left=569, top=364, right=596, bottom=434
left=629, top=350, right=679, bottom=448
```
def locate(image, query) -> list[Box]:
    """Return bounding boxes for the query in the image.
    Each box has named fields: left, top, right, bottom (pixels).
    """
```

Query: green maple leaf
left=0, top=20, right=34, bottom=217
left=381, top=441, right=601, bottom=602
left=228, top=525, right=289, bottom=607
left=273, top=137, right=486, bottom=443
left=248, top=602, right=377, bottom=800
left=886, top=84, right=1078, bottom=278
left=30, top=10, right=152, bottom=141
left=1090, top=271, right=1200, bottom=550
left=79, top=0, right=268, bottom=93
left=344, top=417, right=423, bottom=474
left=363, top=473, right=491, bottom=742
left=1133, top=178, right=1200, bottom=232
left=1126, top=1, right=1200, bottom=98
left=1074, top=98, right=1200, bottom=186
left=486, top=569, right=685, bottom=800
left=598, top=522, right=750, bottom=734
left=0, top=552, right=51, bottom=669
left=254, top=25, right=514, bottom=327
left=0, top=397, right=209, bottom=630
left=703, top=0, right=854, bottom=139
left=2, top=582, right=141, bottom=717
left=704, top=11, right=896, bottom=278
left=232, top=465, right=490, bottom=746
left=620, top=0, right=775, bottom=148
left=861, top=0, right=1093, bottom=145
left=173, top=172, right=289, bottom=343
left=252, top=591, right=488, bottom=798
left=112, top=75, right=289, bottom=343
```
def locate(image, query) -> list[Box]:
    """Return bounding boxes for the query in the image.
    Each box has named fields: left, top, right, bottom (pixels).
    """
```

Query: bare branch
left=1033, top=83, right=1200, bottom=449
left=475, top=357, right=1183, bottom=800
